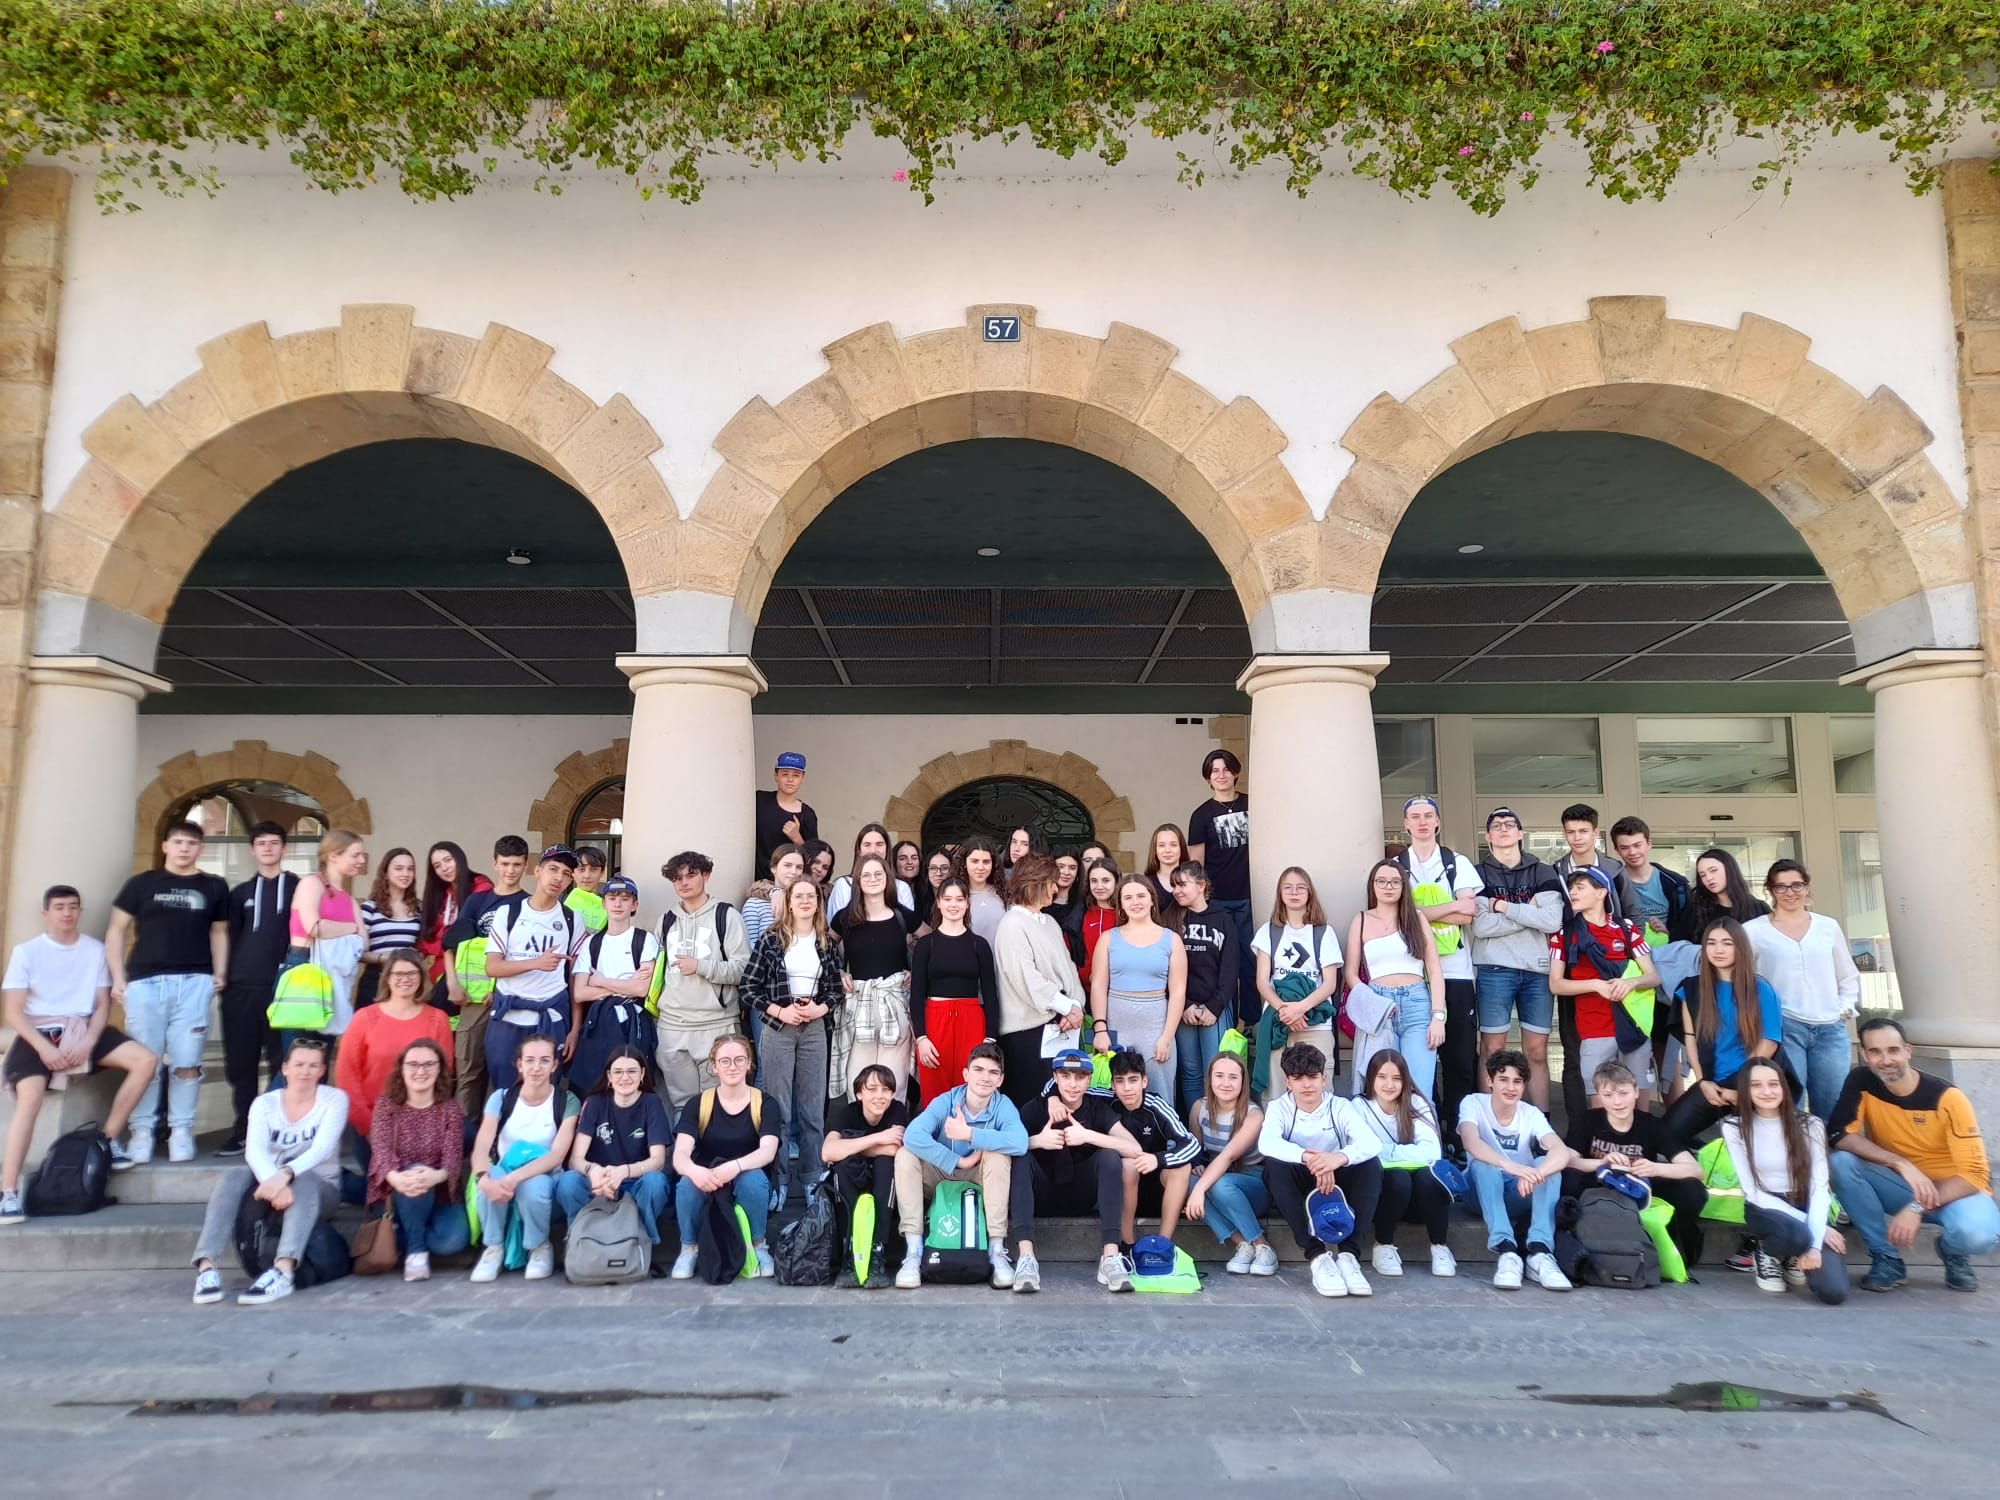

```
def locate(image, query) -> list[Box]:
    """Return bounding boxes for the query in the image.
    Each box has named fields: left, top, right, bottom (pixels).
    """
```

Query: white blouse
left=1744, top=913, right=1860, bottom=1027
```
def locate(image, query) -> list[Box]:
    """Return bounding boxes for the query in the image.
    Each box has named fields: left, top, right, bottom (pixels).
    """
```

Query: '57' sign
left=982, top=315, right=1021, bottom=343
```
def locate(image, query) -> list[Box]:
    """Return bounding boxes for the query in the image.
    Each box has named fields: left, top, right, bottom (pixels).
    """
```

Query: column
left=1238, top=654, right=1390, bottom=939
left=6, top=657, right=168, bottom=950
left=1844, top=649, right=2000, bottom=1118
left=618, top=656, right=765, bottom=905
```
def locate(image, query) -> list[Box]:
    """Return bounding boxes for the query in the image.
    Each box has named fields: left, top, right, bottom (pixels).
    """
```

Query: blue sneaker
left=1860, top=1252, right=1907, bottom=1293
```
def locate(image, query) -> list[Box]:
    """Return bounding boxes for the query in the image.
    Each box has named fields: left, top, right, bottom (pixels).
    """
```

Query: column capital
left=1838, top=647, right=1986, bottom=694
left=27, top=655, right=170, bottom=701
left=1236, top=653, right=1391, bottom=696
left=617, top=654, right=767, bottom=697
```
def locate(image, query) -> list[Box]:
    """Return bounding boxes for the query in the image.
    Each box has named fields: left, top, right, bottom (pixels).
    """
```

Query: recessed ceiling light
left=1456, top=543, right=1485, bottom=555
left=976, top=546, right=1001, bottom=558
left=505, top=549, right=532, bottom=566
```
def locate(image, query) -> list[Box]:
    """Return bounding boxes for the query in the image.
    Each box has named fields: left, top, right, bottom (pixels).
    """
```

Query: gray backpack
left=563, top=1194, right=650, bottom=1285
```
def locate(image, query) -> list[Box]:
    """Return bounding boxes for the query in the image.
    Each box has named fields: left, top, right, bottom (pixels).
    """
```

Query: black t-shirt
left=114, top=870, right=231, bottom=979
left=833, top=1097, right=910, bottom=1138
left=1563, top=1107, right=1686, bottom=1165
left=1177, top=908, right=1239, bottom=1016
left=578, top=1092, right=673, bottom=1168
left=1021, top=1091, right=1120, bottom=1167
left=675, top=1089, right=775, bottom=1169
left=840, top=912, right=910, bottom=981
left=1187, top=794, right=1250, bottom=902
left=754, top=790, right=818, bottom=872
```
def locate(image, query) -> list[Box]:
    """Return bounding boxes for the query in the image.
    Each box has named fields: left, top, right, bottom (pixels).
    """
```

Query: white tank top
left=1361, top=928, right=1425, bottom=982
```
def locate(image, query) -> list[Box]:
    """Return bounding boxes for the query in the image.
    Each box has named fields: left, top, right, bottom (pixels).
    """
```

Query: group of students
left=3, top=750, right=1995, bottom=1304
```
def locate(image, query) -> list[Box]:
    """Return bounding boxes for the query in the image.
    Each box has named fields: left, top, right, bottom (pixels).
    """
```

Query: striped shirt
left=361, top=900, right=422, bottom=960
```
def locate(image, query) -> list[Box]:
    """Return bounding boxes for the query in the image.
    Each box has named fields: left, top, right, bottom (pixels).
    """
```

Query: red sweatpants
left=918, top=998, right=988, bottom=1109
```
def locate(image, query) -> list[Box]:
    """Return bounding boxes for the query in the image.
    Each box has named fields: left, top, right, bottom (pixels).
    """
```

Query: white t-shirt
left=574, top=926, right=661, bottom=985
left=2, top=933, right=112, bottom=1019
left=1402, top=846, right=1483, bottom=983
left=784, top=934, right=822, bottom=999
left=487, top=900, right=581, bottom=1017
left=1457, top=1093, right=1555, bottom=1168
left=1252, top=921, right=1344, bottom=984
left=484, top=1086, right=578, bottom=1158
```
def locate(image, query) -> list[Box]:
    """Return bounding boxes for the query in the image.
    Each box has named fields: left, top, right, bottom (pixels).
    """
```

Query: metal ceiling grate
left=1543, top=583, right=1767, bottom=622
left=1373, top=584, right=1570, bottom=625
left=1000, top=589, right=1183, bottom=627
left=1001, top=657, right=1143, bottom=685
left=1594, top=654, right=1790, bottom=682
left=1164, top=625, right=1253, bottom=658
left=812, top=589, right=990, bottom=627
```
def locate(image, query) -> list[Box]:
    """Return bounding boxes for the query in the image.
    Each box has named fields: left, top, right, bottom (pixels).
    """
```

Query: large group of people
left=2, top=749, right=1994, bottom=1308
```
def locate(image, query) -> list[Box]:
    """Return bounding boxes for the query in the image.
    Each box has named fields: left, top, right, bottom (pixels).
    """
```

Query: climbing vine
left=1, top=0, right=1997, bottom=214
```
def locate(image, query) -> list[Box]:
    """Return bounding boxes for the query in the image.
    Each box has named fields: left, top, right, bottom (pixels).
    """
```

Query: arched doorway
left=921, top=777, right=1097, bottom=851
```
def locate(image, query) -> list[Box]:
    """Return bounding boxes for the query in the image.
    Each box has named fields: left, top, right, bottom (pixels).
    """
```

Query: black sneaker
left=1861, top=1252, right=1908, bottom=1293
left=1942, top=1252, right=1978, bottom=1293
left=214, top=1135, right=246, bottom=1157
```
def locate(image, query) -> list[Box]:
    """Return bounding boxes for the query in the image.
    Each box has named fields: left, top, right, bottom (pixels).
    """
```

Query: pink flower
left=1520, top=111, right=1535, bottom=121
left=1458, top=145, right=1475, bottom=156
left=892, top=169, right=908, bottom=183
left=1596, top=40, right=1615, bottom=54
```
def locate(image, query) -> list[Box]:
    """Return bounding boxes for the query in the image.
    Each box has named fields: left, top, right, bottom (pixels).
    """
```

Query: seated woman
left=554, top=1045, right=673, bottom=1257
left=365, top=1037, right=468, bottom=1280
left=1183, top=1051, right=1275, bottom=1275
left=191, top=1037, right=348, bottom=1306
left=670, top=1033, right=781, bottom=1280
left=1721, top=1057, right=1849, bottom=1304
left=337, top=948, right=454, bottom=1181
left=820, top=1062, right=909, bottom=1287
left=467, top=1032, right=579, bottom=1283
left=1356, top=1050, right=1456, bottom=1278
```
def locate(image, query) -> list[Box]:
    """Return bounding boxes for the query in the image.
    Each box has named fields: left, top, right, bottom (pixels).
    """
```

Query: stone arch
left=38, top=305, right=676, bottom=666
left=527, top=739, right=630, bottom=854
left=683, top=307, right=1319, bottom=650
left=881, top=739, right=1140, bottom=867
left=133, top=739, right=368, bottom=872
left=1327, top=296, right=1974, bottom=662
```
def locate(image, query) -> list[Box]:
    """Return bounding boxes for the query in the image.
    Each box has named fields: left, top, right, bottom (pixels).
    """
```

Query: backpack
left=24, top=1123, right=113, bottom=1216
left=1558, top=1187, right=1661, bottom=1289
left=266, top=961, right=335, bottom=1031
left=564, top=1194, right=650, bottom=1284
left=697, top=1087, right=762, bottom=1134
left=232, top=1192, right=352, bottom=1287
left=696, top=1190, right=748, bottom=1284
left=1397, top=845, right=1465, bottom=956
left=772, top=1177, right=839, bottom=1286
left=920, top=1178, right=991, bottom=1284
left=569, top=928, right=660, bottom=1093
left=651, top=902, right=735, bottom=1013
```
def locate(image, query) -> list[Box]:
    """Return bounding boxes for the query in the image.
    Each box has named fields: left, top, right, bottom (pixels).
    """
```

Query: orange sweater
left=335, top=1002, right=454, bottom=1138
left=1830, top=1070, right=1989, bottom=1194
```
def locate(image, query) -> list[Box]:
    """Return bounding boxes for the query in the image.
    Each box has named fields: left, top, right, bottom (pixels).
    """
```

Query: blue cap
left=1402, top=795, right=1439, bottom=814
left=1306, top=1187, right=1355, bottom=1246
left=775, top=751, right=807, bottom=771
left=1131, top=1234, right=1177, bottom=1277
left=1485, top=806, right=1522, bottom=829
left=601, top=875, right=639, bottom=900
left=1050, top=1048, right=1094, bottom=1074
left=1430, top=1157, right=1469, bottom=1197
left=1595, top=1165, right=1652, bottom=1204
left=1568, top=865, right=1616, bottom=895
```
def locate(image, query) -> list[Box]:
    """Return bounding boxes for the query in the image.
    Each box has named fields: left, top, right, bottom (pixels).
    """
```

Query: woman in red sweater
left=338, top=950, right=453, bottom=1155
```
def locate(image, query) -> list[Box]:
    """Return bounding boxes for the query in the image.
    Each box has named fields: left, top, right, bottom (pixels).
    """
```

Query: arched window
left=165, top=781, right=327, bottom=884
left=569, top=778, right=624, bottom=873
left=921, top=777, right=1096, bottom=852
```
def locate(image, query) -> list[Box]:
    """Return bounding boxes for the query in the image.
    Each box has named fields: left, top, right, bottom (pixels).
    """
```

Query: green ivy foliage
left=2, top=0, right=1996, bottom=214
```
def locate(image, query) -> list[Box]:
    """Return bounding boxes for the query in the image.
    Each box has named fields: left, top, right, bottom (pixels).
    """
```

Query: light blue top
left=1108, top=927, right=1171, bottom=1000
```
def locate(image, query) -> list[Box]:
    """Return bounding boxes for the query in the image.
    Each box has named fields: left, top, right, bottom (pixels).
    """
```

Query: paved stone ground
left=1, top=1264, right=1994, bottom=1498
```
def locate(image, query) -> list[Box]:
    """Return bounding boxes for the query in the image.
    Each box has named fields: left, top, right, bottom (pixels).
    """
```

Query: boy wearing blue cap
left=1013, top=1049, right=1143, bottom=1293
left=755, top=752, right=818, bottom=873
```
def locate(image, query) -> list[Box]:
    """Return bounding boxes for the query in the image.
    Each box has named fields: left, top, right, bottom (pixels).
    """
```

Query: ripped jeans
left=123, top=973, right=213, bottom=1132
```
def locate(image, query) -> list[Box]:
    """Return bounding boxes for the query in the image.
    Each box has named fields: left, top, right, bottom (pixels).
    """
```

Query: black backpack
left=25, top=1123, right=113, bottom=1216
left=772, top=1176, right=839, bottom=1286
left=232, top=1192, right=353, bottom=1287
left=696, top=1188, right=747, bottom=1284
left=1558, top=1187, right=1661, bottom=1290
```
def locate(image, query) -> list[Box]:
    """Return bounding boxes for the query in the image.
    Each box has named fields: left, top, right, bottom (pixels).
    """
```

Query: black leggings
left=998, top=1029, right=1048, bottom=1109
left=1009, top=1147, right=1125, bottom=1246
left=1660, top=1089, right=1731, bottom=1147
left=1263, top=1156, right=1383, bottom=1256
left=1743, top=1204, right=1849, bottom=1304
left=1374, top=1166, right=1452, bottom=1246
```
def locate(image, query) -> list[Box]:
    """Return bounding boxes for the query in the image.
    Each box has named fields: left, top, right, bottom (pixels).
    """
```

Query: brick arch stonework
left=527, top=740, right=629, bottom=854
left=683, top=307, right=1317, bottom=642
left=39, top=305, right=675, bottom=661
left=1326, top=297, right=1974, bottom=658
left=133, top=739, right=370, bottom=872
left=881, top=740, right=1140, bottom=867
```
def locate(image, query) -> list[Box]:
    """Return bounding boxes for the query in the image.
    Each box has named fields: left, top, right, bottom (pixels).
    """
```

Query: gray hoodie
left=1470, top=853, right=1565, bottom=973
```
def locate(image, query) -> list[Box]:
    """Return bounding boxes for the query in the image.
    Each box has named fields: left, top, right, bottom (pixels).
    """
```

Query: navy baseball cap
left=602, top=875, right=639, bottom=900
left=1050, top=1048, right=1094, bottom=1074
left=538, top=845, right=579, bottom=869
left=1485, top=806, right=1522, bottom=829
left=1595, top=1165, right=1652, bottom=1205
left=775, top=751, right=807, bottom=771
left=1306, top=1187, right=1355, bottom=1245
left=1402, top=795, right=1439, bottom=814
left=1131, top=1234, right=1177, bottom=1277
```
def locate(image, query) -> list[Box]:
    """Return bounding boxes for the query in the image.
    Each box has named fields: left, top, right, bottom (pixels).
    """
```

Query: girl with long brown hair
left=1665, top=918, right=1788, bottom=1144
left=738, top=875, right=844, bottom=1211
left=1344, top=861, right=1446, bottom=1101
left=1182, top=1051, right=1275, bottom=1274
left=1721, top=1058, right=1848, bottom=1303
left=1357, top=1050, right=1455, bottom=1278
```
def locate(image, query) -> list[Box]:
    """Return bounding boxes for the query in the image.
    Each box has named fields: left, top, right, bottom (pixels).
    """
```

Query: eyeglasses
left=714, top=1055, right=751, bottom=1068
left=1769, top=882, right=1809, bottom=893
left=1371, top=877, right=1403, bottom=887
left=404, top=1061, right=440, bottom=1072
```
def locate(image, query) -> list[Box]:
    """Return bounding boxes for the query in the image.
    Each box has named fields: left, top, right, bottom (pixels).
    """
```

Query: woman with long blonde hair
left=287, top=828, right=368, bottom=1039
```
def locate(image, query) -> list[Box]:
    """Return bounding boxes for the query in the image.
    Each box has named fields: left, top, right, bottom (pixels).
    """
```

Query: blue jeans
left=123, top=972, right=213, bottom=1131
left=1175, top=1008, right=1226, bottom=1112
left=1382, top=980, right=1437, bottom=1099
left=1475, top=965, right=1552, bottom=1036
left=390, top=1186, right=472, bottom=1255
left=675, top=1168, right=771, bottom=1245
left=556, top=1169, right=672, bottom=1244
left=1828, top=1152, right=2000, bottom=1260
left=1781, top=1019, right=1851, bottom=1122
left=477, top=1171, right=558, bottom=1250
left=1214, top=898, right=1257, bottom=1025
left=1468, top=1158, right=1559, bottom=1253
left=1195, top=1169, right=1270, bottom=1246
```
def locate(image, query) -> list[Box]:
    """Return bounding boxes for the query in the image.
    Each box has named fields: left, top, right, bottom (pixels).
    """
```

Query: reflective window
left=1375, top=719, right=1437, bottom=799
left=570, top=779, right=625, bottom=874
left=167, top=781, right=327, bottom=886
left=1472, top=717, right=1601, bottom=796
left=1638, top=715, right=1796, bottom=794
left=1839, top=830, right=1901, bottom=1013
left=1831, top=716, right=1875, bottom=794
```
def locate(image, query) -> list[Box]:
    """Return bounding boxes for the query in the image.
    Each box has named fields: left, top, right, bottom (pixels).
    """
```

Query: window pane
left=1472, top=717, right=1601, bottom=796
left=1839, top=830, right=1901, bottom=1014
left=1637, top=715, right=1796, bottom=794
left=1830, top=715, right=1875, bottom=794
left=1374, top=719, right=1436, bottom=799
left=570, top=779, right=625, bottom=874
left=168, top=780, right=326, bottom=885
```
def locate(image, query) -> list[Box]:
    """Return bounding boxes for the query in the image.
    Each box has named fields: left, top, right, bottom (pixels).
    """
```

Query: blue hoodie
left=903, top=1084, right=1028, bottom=1173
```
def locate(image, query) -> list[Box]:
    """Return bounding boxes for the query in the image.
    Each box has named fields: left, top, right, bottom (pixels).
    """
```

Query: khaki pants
left=455, top=1002, right=490, bottom=1113
left=893, top=1147, right=1012, bottom=1240
left=656, top=1020, right=739, bottom=1113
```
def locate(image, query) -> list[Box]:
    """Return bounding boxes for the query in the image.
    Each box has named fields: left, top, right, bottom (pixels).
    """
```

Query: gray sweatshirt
left=1470, top=853, right=1565, bottom=973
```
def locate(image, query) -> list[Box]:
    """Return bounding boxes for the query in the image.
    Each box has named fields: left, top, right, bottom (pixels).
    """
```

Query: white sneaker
left=752, top=1246, right=774, bottom=1279
left=1011, top=1251, right=1041, bottom=1294
left=1371, top=1243, right=1404, bottom=1277
left=1225, top=1242, right=1257, bottom=1275
left=1098, top=1252, right=1133, bottom=1292
left=403, top=1252, right=430, bottom=1283
left=1249, top=1243, right=1280, bottom=1277
left=524, top=1243, right=555, bottom=1281
left=470, top=1245, right=504, bottom=1283
left=1336, top=1251, right=1373, bottom=1297
left=126, top=1130, right=155, bottom=1167
left=1526, top=1251, right=1572, bottom=1292
left=896, top=1241, right=923, bottom=1289
left=1493, top=1251, right=1524, bottom=1290
left=1430, top=1244, right=1458, bottom=1278
left=168, top=1127, right=196, bottom=1164
left=988, top=1246, right=1015, bottom=1289
left=237, top=1267, right=294, bottom=1305
left=671, top=1246, right=698, bottom=1280
left=192, top=1267, right=223, bottom=1304
left=1310, top=1251, right=1347, bottom=1298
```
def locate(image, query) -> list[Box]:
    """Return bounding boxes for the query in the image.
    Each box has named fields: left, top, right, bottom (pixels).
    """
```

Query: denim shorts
left=1475, top=965, right=1553, bottom=1036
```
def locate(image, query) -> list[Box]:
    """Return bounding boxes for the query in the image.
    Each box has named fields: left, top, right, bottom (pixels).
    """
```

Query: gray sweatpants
left=193, top=1166, right=336, bottom=1269
left=759, top=1021, right=828, bottom=1188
